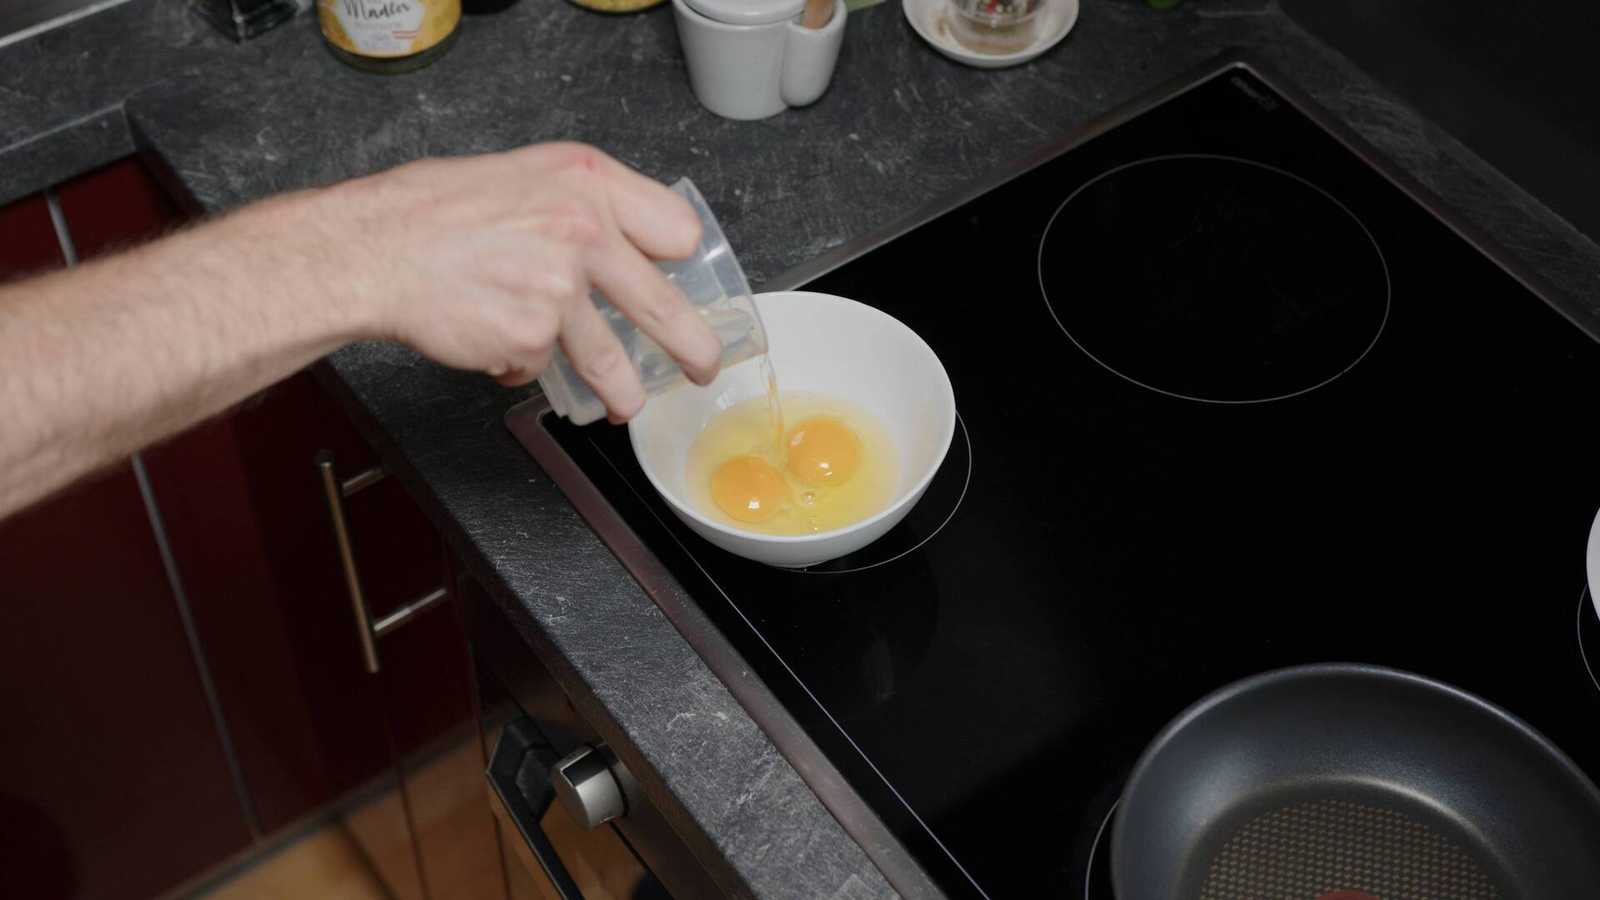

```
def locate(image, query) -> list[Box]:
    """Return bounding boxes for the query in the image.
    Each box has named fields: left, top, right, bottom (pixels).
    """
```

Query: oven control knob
left=551, top=744, right=628, bottom=829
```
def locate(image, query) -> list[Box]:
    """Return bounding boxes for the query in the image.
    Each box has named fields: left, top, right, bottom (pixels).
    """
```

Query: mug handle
left=781, top=0, right=847, bottom=108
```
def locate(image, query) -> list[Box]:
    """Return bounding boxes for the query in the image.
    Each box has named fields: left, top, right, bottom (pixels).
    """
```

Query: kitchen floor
left=197, top=827, right=387, bottom=900
left=192, top=737, right=499, bottom=900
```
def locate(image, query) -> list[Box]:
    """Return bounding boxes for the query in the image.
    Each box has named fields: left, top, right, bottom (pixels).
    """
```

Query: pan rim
left=1108, top=661, right=1600, bottom=900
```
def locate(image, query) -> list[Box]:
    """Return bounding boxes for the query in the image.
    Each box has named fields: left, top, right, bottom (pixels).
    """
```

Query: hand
left=327, top=143, right=723, bottom=421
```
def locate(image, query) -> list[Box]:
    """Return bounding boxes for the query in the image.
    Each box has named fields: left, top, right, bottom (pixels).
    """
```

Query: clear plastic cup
left=538, top=178, right=765, bottom=425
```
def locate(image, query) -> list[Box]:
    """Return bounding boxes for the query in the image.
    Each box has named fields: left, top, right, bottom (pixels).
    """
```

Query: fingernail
left=615, top=392, right=646, bottom=423
left=690, top=362, right=720, bottom=386
left=697, top=336, right=724, bottom=383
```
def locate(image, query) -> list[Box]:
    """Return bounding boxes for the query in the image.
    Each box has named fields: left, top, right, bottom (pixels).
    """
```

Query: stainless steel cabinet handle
left=316, top=451, right=448, bottom=674
left=552, top=745, right=628, bottom=829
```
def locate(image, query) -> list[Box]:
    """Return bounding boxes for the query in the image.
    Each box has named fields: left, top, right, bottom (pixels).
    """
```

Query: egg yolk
left=710, top=455, right=788, bottom=523
left=786, top=417, right=861, bottom=486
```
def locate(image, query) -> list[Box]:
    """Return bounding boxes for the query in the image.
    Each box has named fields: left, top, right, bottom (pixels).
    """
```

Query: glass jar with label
left=318, top=0, right=461, bottom=74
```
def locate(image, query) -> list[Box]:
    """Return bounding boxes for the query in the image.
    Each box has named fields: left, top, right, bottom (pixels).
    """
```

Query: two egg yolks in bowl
left=685, top=392, right=896, bottom=536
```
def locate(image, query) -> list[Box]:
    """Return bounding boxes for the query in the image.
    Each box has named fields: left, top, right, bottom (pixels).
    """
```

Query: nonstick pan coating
left=1111, top=664, right=1600, bottom=899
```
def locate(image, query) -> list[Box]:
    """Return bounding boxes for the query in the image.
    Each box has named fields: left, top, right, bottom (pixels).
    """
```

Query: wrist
left=274, top=181, right=401, bottom=345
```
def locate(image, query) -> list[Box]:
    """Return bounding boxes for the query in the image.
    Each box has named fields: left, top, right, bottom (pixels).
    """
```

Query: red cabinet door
left=0, top=189, right=254, bottom=899
left=53, top=156, right=183, bottom=257
left=139, top=371, right=453, bottom=831
left=52, top=158, right=422, bottom=832
left=49, top=157, right=499, bottom=899
left=0, top=193, right=64, bottom=274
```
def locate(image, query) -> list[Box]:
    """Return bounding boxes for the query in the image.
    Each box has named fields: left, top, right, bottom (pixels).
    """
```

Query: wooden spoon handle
left=801, top=0, right=833, bottom=29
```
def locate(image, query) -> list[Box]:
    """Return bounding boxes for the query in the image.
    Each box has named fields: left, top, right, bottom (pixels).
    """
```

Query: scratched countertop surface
left=4, top=1, right=1599, bottom=896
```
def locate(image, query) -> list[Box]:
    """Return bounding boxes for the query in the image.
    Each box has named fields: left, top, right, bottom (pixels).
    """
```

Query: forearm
left=0, top=143, right=720, bottom=520
left=0, top=188, right=374, bottom=516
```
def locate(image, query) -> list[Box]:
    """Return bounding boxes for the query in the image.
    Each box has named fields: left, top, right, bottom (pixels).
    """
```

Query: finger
left=601, top=168, right=700, bottom=259
left=588, top=237, right=722, bottom=386
left=601, top=169, right=702, bottom=262
left=560, top=297, right=647, bottom=421
left=510, top=143, right=701, bottom=261
left=493, top=345, right=550, bottom=387
left=496, top=368, right=538, bottom=387
left=490, top=294, right=559, bottom=387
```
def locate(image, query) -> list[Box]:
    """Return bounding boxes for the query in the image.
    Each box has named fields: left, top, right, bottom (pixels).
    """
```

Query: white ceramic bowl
left=630, top=291, right=956, bottom=568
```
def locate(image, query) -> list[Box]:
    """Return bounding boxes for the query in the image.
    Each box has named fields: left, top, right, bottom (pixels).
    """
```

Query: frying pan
left=1111, top=664, right=1600, bottom=899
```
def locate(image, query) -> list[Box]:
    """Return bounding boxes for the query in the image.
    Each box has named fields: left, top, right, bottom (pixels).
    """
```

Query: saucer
left=902, top=0, right=1079, bottom=70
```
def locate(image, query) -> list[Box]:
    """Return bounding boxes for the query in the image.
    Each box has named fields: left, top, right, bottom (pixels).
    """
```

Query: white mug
left=671, top=0, right=847, bottom=121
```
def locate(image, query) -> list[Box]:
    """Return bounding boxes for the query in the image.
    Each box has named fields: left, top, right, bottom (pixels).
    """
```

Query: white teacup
left=671, top=0, right=847, bottom=121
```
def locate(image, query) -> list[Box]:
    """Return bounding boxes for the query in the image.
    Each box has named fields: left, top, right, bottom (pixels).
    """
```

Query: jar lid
left=683, top=0, right=804, bottom=26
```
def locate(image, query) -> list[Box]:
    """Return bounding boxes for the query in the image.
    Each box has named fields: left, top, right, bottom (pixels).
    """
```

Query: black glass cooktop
left=522, top=63, right=1600, bottom=898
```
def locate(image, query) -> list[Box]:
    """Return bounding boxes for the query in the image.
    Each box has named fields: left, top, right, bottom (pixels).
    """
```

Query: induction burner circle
left=795, top=411, right=972, bottom=575
left=1580, top=589, right=1599, bottom=696
left=1038, top=155, right=1392, bottom=403
left=1083, top=800, right=1116, bottom=900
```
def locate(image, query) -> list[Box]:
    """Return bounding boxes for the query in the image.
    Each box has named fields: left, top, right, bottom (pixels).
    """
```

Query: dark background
left=1280, top=0, right=1600, bottom=242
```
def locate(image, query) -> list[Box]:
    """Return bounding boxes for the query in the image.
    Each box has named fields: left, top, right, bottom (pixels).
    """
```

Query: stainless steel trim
left=318, top=452, right=448, bottom=672
left=0, top=0, right=136, bottom=52
left=372, top=586, right=448, bottom=638
left=43, top=188, right=78, bottom=266
left=317, top=451, right=383, bottom=674
left=341, top=465, right=387, bottom=498
left=508, top=51, right=1600, bottom=899
left=132, top=454, right=266, bottom=841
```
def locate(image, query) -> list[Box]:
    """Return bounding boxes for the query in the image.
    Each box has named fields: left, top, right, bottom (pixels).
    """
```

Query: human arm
left=0, top=143, right=722, bottom=517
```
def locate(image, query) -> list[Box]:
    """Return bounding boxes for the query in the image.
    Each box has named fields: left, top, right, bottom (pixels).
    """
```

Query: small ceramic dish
left=902, top=0, right=1079, bottom=70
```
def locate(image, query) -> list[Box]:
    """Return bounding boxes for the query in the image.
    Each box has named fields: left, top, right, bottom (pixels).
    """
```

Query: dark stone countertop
left=4, top=0, right=1599, bottom=896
